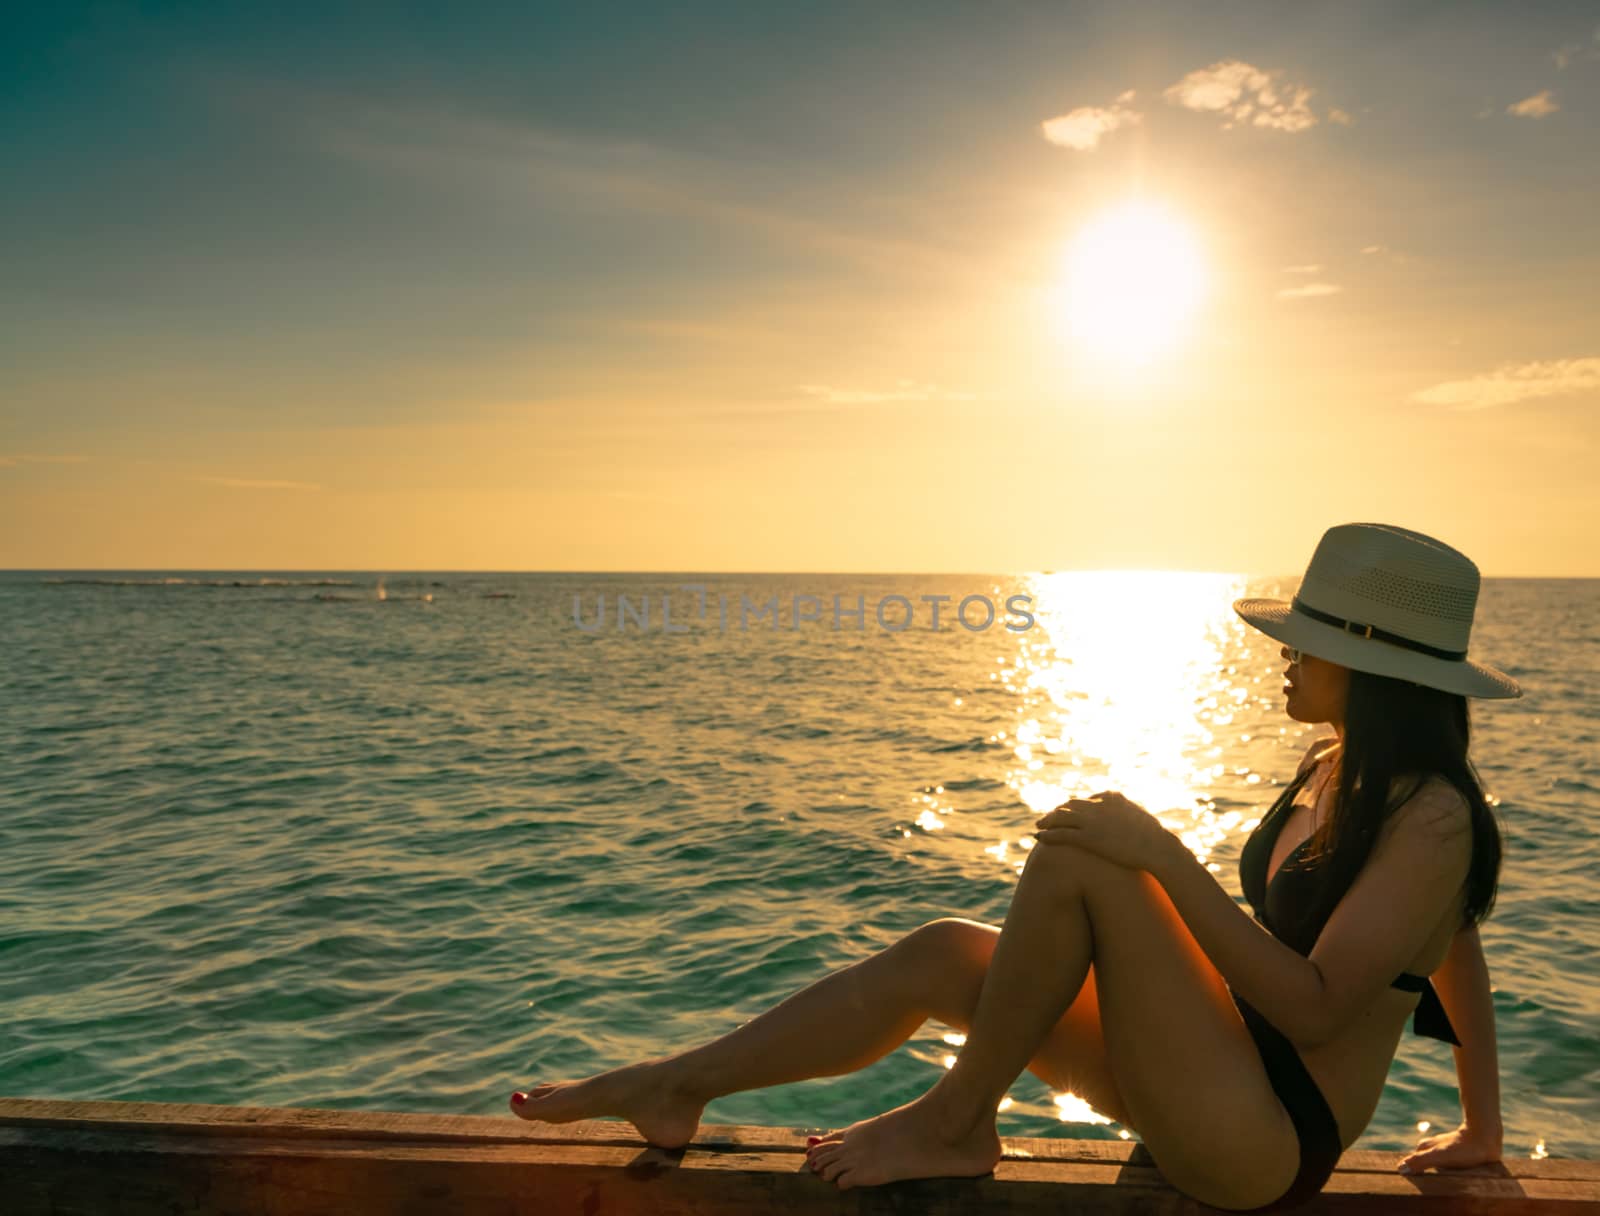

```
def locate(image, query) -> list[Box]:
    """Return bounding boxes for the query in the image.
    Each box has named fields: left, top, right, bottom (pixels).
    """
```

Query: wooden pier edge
left=2, top=1097, right=1596, bottom=1214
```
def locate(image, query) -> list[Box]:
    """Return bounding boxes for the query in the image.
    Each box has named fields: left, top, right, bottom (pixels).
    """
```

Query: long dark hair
left=1301, top=668, right=1502, bottom=933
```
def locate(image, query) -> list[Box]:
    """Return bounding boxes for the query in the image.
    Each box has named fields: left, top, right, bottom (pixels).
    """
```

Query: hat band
left=1290, top=596, right=1467, bottom=662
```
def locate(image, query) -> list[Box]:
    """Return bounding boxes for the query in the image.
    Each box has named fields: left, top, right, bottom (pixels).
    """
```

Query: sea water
left=1, top=571, right=1594, bottom=1161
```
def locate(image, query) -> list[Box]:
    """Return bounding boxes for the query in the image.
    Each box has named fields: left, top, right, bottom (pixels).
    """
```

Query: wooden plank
left=4, top=1127, right=1599, bottom=1214
left=3, top=1097, right=1595, bottom=1183
left=2, top=1098, right=1597, bottom=1214
left=0, top=1128, right=1180, bottom=1216
left=1004, top=1134, right=1600, bottom=1183
left=6, top=1099, right=1596, bottom=1179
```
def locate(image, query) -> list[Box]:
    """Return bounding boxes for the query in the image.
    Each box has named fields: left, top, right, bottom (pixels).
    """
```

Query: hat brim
left=1234, top=598, right=1522, bottom=699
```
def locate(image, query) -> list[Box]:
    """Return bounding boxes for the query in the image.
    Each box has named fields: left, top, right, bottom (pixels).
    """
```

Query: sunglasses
left=1287, top=647, right=1309, bottom=665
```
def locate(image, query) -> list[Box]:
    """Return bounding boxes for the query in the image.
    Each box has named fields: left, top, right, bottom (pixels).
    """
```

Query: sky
left=2, top=1, right=1597, bottom=575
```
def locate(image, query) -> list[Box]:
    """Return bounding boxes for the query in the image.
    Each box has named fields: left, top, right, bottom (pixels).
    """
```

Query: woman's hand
left=1397, top=1121, right=1504, bottom=1175
left=1033, top=791, right=1177, bottom=873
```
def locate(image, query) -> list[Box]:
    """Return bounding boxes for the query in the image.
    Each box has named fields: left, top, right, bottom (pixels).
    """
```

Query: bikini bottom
left=1227, top=990, right=1344, bottom=1211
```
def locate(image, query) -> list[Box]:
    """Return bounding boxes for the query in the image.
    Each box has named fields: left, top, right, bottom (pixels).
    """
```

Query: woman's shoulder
left=1294, top=734, right=1341, bottom=777
left=1382, top=770, right=1473, bottom=837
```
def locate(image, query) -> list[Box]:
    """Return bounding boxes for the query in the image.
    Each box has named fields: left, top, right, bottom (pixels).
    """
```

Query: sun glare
left=1059, top=200, right=1208, bottom=368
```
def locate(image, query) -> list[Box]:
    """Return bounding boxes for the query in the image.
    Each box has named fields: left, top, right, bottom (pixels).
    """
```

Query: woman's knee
left=904, top=917, right=998, bottom=964
left=1019, top=838, right=1100, bottom=898
left=900, top=918, right=998, bottom=1017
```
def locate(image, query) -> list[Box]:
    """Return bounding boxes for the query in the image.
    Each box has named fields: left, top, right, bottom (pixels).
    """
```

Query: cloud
left=796, top=380, right=977, bottom=406
left=692, top=380, right=984, bottom=420
left=196, top=72, right=972, bottom=287
left=1041, top=90, right=1142, bottom=151
left=1163, top=61, right=1322, bottom=132
left=1283, top=264, right=1323, bottom=274
left=195, top=476, right=322, bottom=490
left=1360, top=244, right=1385, bottom=254
left=1508, top=90, right=1559, bottom=118
left=1412, top=358, right=1600, bottom=410
left=1553, top=27, right=1600, bottom=69
left=1277, top=283, right=1342, bottom=300
left=0, top=453, right=87, bottom=469
left=1328, top=108, right=1353, bottom=125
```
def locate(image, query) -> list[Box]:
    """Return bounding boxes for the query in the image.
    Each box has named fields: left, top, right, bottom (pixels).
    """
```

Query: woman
left=509, top=522, right=1516, bottom=1210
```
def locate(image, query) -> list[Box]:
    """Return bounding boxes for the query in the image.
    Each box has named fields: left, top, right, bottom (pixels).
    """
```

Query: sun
left=1059, top=200, right=1208, bottom=368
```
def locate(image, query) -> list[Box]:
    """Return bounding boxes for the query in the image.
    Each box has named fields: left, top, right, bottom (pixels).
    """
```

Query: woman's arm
left=1132, top=736, right=1339, bottom=1039
left=1395, top=925, right=1504, bottom=1172
left=1042, top=740, right=1464, bottom=1049
left=1435, top=925, right=1503, bottom=1132
left=1149, top=780, right=1472, bottom=1049
left=1150, top=835, right=1327, bottom=1042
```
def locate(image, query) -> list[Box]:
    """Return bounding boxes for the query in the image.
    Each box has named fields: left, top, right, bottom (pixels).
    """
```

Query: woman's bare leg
left=805, top=840, right=1094, bottom=1186
left=512, top=914, right=1130, bottom=1147
left=808, top=841, right=1296, bottom=1207
left=512, top=922, right=968, bottom=1147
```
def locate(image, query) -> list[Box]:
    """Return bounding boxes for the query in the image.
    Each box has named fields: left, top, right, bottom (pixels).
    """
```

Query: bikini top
left=1240, top=753, right=1461, bottom=1046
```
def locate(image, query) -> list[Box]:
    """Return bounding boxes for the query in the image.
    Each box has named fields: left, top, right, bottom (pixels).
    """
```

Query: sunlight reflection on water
left=999, top=571, right=1252, bottom=873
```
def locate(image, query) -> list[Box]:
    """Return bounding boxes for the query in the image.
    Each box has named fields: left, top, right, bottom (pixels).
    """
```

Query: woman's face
left=1281, top=644, right=1351, bottom=729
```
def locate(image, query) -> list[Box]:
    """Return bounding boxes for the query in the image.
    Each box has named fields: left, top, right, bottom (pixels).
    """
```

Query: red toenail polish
left=807, top=1136, right=821, bottom=1146
left=511, top=1092, right=526, bottom=1105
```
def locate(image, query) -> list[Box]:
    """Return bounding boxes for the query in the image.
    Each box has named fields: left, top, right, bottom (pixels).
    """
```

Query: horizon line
left=3, top=567, right=1593, bottom=580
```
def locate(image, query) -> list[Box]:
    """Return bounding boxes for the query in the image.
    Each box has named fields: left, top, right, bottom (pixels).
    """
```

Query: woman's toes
left=508, top=1082, right=559, bottom=1119
left=809, top=1144, right=843, bottom=1171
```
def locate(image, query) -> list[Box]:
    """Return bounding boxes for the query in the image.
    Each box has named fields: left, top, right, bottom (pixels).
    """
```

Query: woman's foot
left=804, top=1089, right=1003, bottom=1190
left=509, top=1058, right=707, bottom=1149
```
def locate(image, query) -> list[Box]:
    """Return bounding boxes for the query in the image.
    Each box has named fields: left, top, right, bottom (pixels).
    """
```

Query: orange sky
left=4, top=6, right=1597, bottom=574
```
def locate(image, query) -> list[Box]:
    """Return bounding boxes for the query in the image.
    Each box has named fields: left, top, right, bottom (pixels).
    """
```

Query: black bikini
left=1230, top=754, right=1461, bottom=1211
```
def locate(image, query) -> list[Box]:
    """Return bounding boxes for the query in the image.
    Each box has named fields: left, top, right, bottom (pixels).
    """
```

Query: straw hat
left=1234, top=523, right=1521, bottom=699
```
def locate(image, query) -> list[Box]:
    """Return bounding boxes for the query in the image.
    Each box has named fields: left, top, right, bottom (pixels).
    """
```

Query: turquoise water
left=2, top=571, right=1594, bottom=1163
